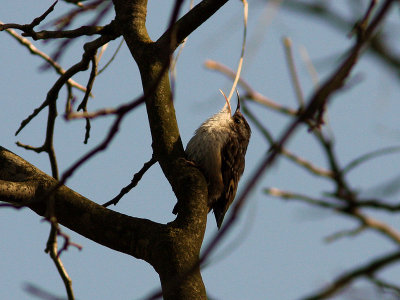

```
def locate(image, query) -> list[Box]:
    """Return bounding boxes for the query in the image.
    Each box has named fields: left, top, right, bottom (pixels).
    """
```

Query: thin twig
left=24, top=25, right=105, bottom=40
left=205, top=60, right=297, bottom=115
left=49, top=0, right=185, bottom=200
left=78, top=55, right=99, bottom=144
left=0, top=1, right=58, bottom=32
left=266, top=185, right=400, bottom=244
left=225, top=0, right=248, bottom=103
left=282, top=148, right=334, bottom=178
left=241, top=104, right=274, bottom=144
left=198, top=2, right=395, bottom=290
left=265, top=187, right=339, bottom=209
left=324, top=225, right=366, bottom=243
left=48, top=1, right=113, bottom=66
left=170, top=0, right=194, bottom=96
left=343, top=145, right=400, bottom=174
left=348, top=0, right=378, bottom=39
left=15, top=33, right=118, bottom=136
left=299, top=45, right=319, bottom=87
left=17, top=92, right=60, bottom=180
left=243, top=104, right=333, bottom=178
left=1, top=22, right=88, bottom=93
left=282, top=1, right=400, bottom=77
left=318, top=134, right=354, bottom=201
left=369, top=275, right=400, bottom=297
left=301, top=250, right=400, bottom=300
left=45, top=224, right=75, bottom=300
left=65, top=107, right=118, bottom=120
left=353, top=210, right=400, bottom=244
left=103, top=155, right=157, bottom=207
left=283, top=37, right=305, bottom=108
left=97, top=38, right=124, bottom=75
left=355, top=199, right=400, bottom=212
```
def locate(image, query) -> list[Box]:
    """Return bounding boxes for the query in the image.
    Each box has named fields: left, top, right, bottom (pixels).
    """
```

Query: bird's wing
left=213, top=136, right=245, bottom=229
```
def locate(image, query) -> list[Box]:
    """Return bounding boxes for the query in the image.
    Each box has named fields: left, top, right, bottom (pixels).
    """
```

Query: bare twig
left=283, top=37, right=305, bottom=108
left=23, top=25, right=105, bottom=40
left=241, top=104, right=274, bottom=144
left=65, top=107, right=118, bottom=120
left=78, top=55, right=99, bottom=144
left=300, top=0, right=395, bottom=129
left=45, top=224, right=75, bottom=300
left=299, top=45, right=319, bottom=87
left=78, top=56, right=98, bottom=112
left=0, top=1, right=58, bottom=32
left=302, top=250, right=400, bottom=300
left=282, top=1, right=400, bottom=77
left=348, top=0, right=378, bottom=39
left=198, top=3, right=396, bottom=291
left=369, top=275, right=400, bottom=297
left=266, top=184, right=400, bottom=245
left=50, top=0, right=186, bottom=196
left=97, top=38, right=124, bottom=75
left=225, top=0, right=248, bottom=103
left=343, top=146, right=400, bottom=174
left=56, top=98, right=145, bottom=190
left=318, top=135, right=354, bottom=202
left=17, top=91, right=60, bottom=180
left=324, top=225, right=366, bottom=243
left=103, top=155, right=157, bottom=207
left=281, top=148, right=334, bottom=178
left=56, top=227, right=83, bottom=257
left=205, top=60, right=297, bottom=115
left=15, top=32, right=119, bottom=136
left=51, top=0, right=107, bottom=31
left=265, top=188, right=339, bottom=209
left=49, top=1, right=113, bottom=64
left=1, top=22, right=88, bottom=93
left=243, top=104, right=333, bottom=178
left=170, top=0, right=194, bottom=96
left=353, top=211, right=400, bottom=244
left=355, top=199, right=400, bottom=212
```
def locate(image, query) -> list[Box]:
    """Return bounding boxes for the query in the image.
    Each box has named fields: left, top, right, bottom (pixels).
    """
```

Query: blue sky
left=1, top=1, right=400, bottom=299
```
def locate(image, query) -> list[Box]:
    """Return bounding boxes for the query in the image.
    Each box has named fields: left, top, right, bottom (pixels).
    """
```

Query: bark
left=0, top=145, right=206, bottom=299
left=1, top=0, right=231, bottom=298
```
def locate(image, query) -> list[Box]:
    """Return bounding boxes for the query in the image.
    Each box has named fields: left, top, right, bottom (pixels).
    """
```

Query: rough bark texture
left=1, top=1, right=231, bottom=299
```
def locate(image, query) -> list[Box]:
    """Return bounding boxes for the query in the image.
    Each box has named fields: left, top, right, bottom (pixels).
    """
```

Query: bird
left=174, top=90, right=251, bottom=229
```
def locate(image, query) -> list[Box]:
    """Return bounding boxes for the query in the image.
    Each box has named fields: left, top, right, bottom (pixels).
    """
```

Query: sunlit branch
left=1, top=22, right=88, bottom=93
left=15, top=32, right=119, bottom=136
left=205, top=60, right=297, bottom=115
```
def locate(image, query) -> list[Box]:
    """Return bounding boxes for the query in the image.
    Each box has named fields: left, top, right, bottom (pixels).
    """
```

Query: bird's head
left=220, top=90, right=251, bottom=141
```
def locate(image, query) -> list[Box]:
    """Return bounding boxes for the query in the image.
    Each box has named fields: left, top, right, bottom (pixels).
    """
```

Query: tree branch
left=0, top=146, right=163, bottom=262
left=157, top=0, right=229, bottom=49
left=23, top=25, right=105, bottom=40
left=0, top=179, right=36, bottom=203
left=112, top=0, right=209, bottom=228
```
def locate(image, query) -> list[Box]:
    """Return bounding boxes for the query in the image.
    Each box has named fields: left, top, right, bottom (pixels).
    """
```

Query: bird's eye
left=234, top=117, right=241, bottom=124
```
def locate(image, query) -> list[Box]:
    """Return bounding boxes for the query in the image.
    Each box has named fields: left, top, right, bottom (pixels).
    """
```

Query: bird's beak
left=235, top=90, right=241, bottom=112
